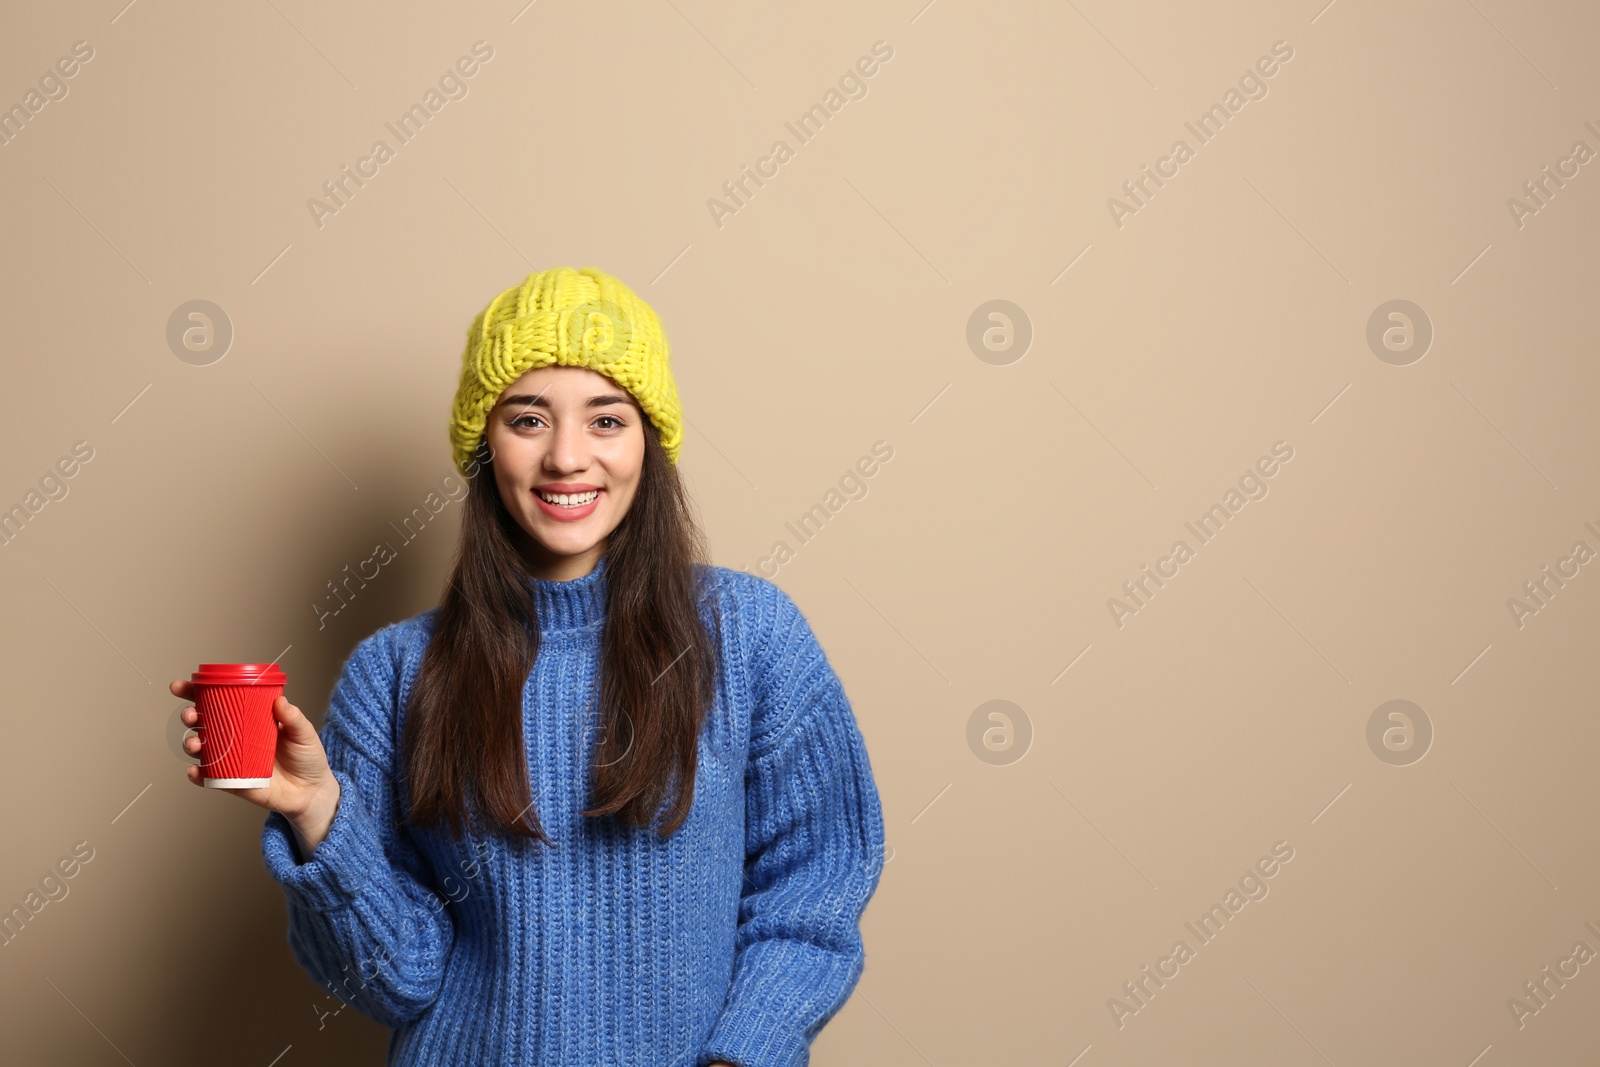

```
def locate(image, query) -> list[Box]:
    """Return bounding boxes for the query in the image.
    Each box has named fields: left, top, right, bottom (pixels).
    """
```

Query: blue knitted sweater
left=260, top=555, right=886, bottom=1066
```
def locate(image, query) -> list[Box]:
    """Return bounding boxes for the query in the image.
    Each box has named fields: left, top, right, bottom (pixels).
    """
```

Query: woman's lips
left=533, top=488, right=601, bottom=522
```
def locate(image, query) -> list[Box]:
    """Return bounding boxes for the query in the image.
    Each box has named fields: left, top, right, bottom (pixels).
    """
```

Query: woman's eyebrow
left=500, top=393, right=633, bottom=410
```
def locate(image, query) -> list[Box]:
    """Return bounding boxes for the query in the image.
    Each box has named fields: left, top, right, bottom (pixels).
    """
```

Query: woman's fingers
left=168, top=678, right=194, bottom=700
left=272, top=695, right=314, bottom=741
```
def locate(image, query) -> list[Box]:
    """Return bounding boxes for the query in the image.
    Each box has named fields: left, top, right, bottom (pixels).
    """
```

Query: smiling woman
left=483, top=371, right=647, bottom=582
left=175, top=265, right=887, bottom=1066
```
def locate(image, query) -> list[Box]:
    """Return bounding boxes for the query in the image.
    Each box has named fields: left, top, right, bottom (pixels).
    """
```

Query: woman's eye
left=510, top=414, right=622, bottom=430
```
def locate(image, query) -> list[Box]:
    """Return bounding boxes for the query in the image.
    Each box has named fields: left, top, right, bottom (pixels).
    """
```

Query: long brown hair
left=401, top=421, right=721, bottom=844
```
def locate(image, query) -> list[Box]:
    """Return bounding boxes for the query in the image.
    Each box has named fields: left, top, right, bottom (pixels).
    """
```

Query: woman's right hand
left=169, top=680, right=342, bottom=856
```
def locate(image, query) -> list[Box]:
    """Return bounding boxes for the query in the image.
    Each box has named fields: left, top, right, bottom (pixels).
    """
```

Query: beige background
left=1, top=0, right=1596, bottom=1063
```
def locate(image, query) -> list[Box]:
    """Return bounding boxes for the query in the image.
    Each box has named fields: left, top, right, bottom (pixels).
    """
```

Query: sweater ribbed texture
left=260, top=554, right=886, bottom=1066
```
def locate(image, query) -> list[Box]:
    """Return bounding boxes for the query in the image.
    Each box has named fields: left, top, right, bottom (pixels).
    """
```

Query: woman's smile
left=533, top=482, right=603, bottom=521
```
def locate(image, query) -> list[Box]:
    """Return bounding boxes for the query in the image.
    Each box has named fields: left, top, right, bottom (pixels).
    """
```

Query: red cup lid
left=192, top=663, right=287, bottom=685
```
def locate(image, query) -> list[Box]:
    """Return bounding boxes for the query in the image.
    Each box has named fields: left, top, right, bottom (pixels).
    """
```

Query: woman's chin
left=527, top=527, right=605, bottom=559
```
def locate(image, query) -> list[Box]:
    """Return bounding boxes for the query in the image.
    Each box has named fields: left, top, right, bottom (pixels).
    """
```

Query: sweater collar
left=528, top=552, right=608, bottom=633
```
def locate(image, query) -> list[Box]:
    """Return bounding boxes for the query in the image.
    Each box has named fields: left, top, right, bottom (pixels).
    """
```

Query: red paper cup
left=190, top=664, right=286, bottom=788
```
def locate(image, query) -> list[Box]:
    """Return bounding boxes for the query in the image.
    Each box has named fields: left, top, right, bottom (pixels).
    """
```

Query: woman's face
left=482, top=365, right=646, bottom=581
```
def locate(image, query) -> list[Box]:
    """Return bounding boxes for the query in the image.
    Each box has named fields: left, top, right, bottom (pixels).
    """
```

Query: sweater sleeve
left=698, top=582, right=887, bottom=1067
left=258, top=623, right=455, bottom=1030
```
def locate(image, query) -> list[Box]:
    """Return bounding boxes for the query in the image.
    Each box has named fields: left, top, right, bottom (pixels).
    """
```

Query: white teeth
left=537, top=489, right=599, bottom=507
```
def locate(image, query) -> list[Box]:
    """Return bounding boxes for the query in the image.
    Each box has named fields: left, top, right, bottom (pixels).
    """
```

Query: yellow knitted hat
left=449, top=266, right=682, bottom=475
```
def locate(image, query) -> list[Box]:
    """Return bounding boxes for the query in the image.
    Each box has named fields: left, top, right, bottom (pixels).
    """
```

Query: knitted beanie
left=449, top=266, right=682, bottom=475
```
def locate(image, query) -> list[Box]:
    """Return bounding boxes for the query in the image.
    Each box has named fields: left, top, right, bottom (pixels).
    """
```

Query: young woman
left=168, top=266, right=886, bottom=1066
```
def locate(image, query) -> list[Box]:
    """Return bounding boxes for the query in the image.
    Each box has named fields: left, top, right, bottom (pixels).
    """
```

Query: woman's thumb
left=272, top=695, right=315, bottom=741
